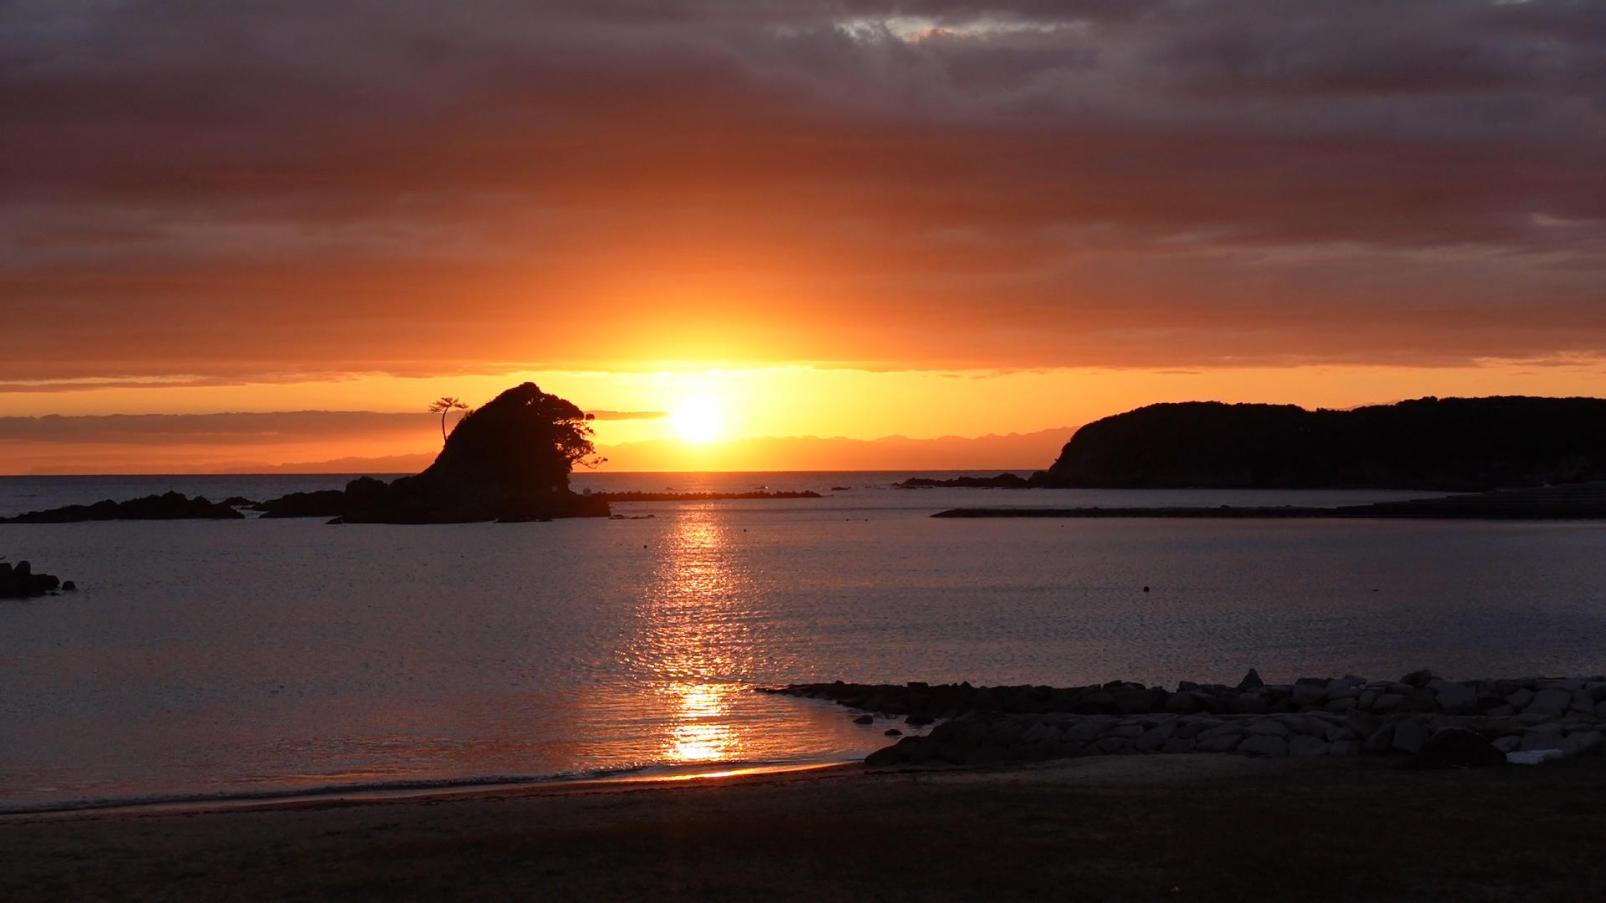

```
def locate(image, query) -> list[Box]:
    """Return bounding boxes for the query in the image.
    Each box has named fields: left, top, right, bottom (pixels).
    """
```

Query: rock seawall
left=768, top=671, right=1606, bottom=767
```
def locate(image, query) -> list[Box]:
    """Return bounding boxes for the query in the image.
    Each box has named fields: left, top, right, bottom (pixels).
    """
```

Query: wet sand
left=5, top=755, right=1606, bottom=901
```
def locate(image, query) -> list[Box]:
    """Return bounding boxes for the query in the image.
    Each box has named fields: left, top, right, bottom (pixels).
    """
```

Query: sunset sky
left=4, top=1, right=1604, bottom=473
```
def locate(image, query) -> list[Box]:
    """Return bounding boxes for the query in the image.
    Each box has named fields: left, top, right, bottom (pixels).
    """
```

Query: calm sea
left=3, top=472, right=1605, bottom=811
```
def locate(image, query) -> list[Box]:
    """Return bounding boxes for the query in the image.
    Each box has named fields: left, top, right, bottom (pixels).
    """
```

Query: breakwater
left=768, top=671, right=1606, bottom=767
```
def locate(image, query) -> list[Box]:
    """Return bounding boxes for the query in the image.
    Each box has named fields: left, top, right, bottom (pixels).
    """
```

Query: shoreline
left=7, top=754, right=1605, bottom=899
left=0, top=759, right=861, bottom=821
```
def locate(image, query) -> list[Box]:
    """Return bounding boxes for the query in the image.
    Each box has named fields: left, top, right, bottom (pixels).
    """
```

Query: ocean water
left=2, top=472, right=1605, bottom=812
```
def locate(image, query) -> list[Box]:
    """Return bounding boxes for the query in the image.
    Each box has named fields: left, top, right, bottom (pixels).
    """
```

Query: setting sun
left=671, top=395, right=726, bottom=444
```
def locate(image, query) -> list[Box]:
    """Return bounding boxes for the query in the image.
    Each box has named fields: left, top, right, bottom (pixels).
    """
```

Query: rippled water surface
left=2, top=473, right=1605, bottom=810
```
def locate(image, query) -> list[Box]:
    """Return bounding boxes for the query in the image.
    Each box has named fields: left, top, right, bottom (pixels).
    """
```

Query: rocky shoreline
left=934, top=481, right=1606, bottom=520
left=768, top=670, right=1606, bottom=768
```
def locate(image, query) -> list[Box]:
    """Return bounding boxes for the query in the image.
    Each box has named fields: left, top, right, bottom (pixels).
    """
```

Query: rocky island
left=1042, top=396, right=1606, bottom=491
left=904, top=395, right=1606, bottom=493
left=2, top=383, right=613, bottom=525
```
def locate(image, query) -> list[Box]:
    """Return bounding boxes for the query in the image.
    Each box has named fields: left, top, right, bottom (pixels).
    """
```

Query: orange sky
left=2, top=2, right=1604, bottom=473
left=6, top=361, right=1606, bottom=474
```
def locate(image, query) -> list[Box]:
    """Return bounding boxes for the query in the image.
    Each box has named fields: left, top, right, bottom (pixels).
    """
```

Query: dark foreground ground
left=5, top=755, right=1605, bottom=901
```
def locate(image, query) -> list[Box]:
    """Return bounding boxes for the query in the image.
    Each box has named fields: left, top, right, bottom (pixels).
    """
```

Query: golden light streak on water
left=636, top=507, right=759, bottom=765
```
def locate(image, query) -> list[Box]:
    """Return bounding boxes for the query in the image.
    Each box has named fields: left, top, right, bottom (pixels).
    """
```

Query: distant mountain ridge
left=1041, top=396, right=1606, bottom=491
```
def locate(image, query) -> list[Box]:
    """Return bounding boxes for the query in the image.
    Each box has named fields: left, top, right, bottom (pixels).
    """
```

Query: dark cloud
left=0, top=411, right=433, bottom=445
left=1, top=0, right=1603, bottom=379
left=0, top=408, right=663, bottom=445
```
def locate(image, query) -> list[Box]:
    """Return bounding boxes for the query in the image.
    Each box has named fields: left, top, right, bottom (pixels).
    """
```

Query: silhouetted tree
left=428, top=396, right=469, bottom=444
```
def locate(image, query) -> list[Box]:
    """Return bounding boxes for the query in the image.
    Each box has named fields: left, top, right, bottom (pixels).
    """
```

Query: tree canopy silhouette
left=416, top=382, right=599, bottom=499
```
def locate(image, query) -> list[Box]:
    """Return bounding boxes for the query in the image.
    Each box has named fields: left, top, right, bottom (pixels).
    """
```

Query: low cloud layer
left=0, top=408, right=662, bottom=445
left=3, top=0, right=1603, bottom=381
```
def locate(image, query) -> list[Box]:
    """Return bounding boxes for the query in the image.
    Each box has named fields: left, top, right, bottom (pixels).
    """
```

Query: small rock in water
left=884, top=728, right=903, bottom=737
left=852, top=714, right=874, bottom=725
left=61, top=581, right=76, bottom=591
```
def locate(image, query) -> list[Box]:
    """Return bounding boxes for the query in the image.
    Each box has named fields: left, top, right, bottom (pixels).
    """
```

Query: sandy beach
left=6, top=755, right=1605, bottom=901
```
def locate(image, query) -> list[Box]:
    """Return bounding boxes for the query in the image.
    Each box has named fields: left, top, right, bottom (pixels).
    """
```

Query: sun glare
left=671, top=395, right=725, bottom=443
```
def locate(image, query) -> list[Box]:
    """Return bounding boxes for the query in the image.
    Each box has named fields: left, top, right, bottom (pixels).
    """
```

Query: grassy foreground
left=5, top=755, right=1605, bottom=901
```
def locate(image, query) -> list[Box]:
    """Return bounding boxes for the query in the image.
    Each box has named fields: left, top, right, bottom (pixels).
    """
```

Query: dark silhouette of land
left=0, top=491, right=243, bottom=523
left=2, top=384, right=614, bottom=524
left=1042, top=396, right=1606, bottom=491
left=897, top=474, right=1034, bottom=489
left=313, top=383, right=610, bottom=523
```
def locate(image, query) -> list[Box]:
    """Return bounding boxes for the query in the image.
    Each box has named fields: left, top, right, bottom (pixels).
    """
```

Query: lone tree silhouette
left=428, top=397, right=469, bottom=444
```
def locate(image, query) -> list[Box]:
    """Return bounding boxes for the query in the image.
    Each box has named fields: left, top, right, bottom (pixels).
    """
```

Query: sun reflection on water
left=667, top=681, right=738, bottom=762
left=627, top=507, right=760, bottom=766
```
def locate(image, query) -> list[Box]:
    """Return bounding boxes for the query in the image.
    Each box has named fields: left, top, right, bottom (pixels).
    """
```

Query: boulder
left=1229, top=693, right=1269, bottom=715
left=1427, top=679, right=1478, bottom=715
left=1560, top=731, right=1604, bottom=758
left=1291, top=683, right=1327, bottom=707
left=1391, top=721, right=1430, bottom=754
left=1417, top=728, right=1505, bottom=768
left=1526, top=688, right=1573, bottom=716
left=1236, top=668, right=1265, bottom=691
left=1289, top=736, right=1329, bottom=757
left=1400, top=669, right=1437, bottom=688
left=1363, top=724, right=1396, bottom=754
left=1245, top=720, right=1291, bottom=738
left=1237, top=735, right=1288, bottom=757
left=1519, top=728, right=1565, bottom=751
left=1197, top=732, right=1243, bottom=753
left=1371, top=693, right=1404, bottom=713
